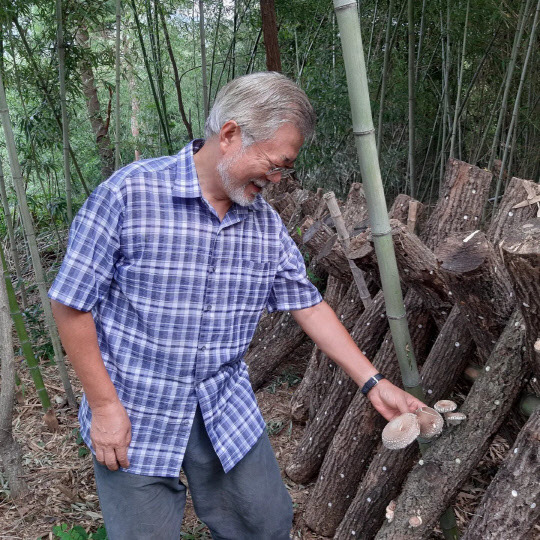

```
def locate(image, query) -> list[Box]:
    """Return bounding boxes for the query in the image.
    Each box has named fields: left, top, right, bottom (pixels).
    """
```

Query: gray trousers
left=92, top=406, right=293, bottom=540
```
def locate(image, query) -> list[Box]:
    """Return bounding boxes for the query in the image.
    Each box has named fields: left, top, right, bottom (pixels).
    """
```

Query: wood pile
left=246, top=159, right=540, bottom=539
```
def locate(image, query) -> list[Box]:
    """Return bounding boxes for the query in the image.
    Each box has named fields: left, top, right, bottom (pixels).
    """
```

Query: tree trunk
left=488, top=177, right=540, bottom=244
left=285, top=290, right=388, bottom=484
left=461, top=408, right=540, bottom=540
left=260, top=0, right=282, bottom=72
left=76, top=27, right=115, bottom=180
left=375, top=310, right=527, bottom=540
left=304, top=292, right=433, bottom=536
left=436, top=231, right=515, bottom=361
left=422, top=159, right=492, bottom=251
left=290, top=276, right=355, bottom=423
left=0, top=259, right=29, bottom=499
left=502, top=219, right=540, bottom=380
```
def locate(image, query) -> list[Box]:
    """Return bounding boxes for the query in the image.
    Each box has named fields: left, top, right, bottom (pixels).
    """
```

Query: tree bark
left=290, top=277, right=355, bottom=423
left=0, top=261, right=29, bottom=499
left=436, top=231, right=515, bottom=361
left=461, top=407, right=540, bottom=540
left=337, top=304, right=475, bottom=539
left=75, top=27, right=115, bottom=180
left=421, top=159, right=492, bottom=250
left=304, top=292, right=433, bottom=536
left=285, top=290, right=388, bottom=484
left=375, top=310, right=527, bottom=540
left=260, top=0, right=282, bottom=72
left=487, top=177, right=540, bottom=244
left=501, top=219, right=540, bottom=380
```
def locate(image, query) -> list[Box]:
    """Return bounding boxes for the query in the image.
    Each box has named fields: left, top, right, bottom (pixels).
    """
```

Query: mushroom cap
left=382, top=413, right=420, bottom=450
left=409, top=515, right=423, bottom=528
left=434, top=399, right=458, bottom=413
left=445, top=411, right=467, bottom=425
left=415, top=406, right=444, bottom=438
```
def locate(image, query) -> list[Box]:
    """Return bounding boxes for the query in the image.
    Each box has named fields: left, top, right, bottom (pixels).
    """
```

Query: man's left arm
left=291, top=300, right=425, bottom=421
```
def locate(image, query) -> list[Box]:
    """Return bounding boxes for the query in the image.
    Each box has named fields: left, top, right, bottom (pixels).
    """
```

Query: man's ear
left=219, top=121, right=242, bottom=154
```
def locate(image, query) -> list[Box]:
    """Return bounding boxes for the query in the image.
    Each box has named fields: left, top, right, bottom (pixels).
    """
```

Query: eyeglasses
left=251, top=140, right=297, bottom=180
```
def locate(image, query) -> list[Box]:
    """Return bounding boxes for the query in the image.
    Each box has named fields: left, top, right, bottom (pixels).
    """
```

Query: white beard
left=217, top=151, right=270, bottom=206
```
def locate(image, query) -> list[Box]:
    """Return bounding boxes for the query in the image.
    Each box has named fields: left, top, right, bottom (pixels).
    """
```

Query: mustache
left=251, top=178, right=270, bottom=188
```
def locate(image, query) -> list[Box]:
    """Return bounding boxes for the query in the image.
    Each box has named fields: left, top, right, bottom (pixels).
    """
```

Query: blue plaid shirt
left=49, top=140, right=322, bottom=476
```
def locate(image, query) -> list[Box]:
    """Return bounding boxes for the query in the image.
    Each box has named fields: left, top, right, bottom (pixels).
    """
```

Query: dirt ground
left=0, top=355, right=533, bottom=540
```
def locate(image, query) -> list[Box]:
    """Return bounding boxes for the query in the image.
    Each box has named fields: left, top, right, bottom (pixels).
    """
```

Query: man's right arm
left=51, top=300, right=131, bottom=471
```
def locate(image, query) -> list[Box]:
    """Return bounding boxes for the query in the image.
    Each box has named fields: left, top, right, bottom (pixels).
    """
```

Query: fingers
left=115, top=446, right=130, bottom=469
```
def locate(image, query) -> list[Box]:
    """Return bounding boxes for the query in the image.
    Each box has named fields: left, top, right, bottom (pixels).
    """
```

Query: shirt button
left=204, top=304, right=212, bottom=311
left=199, top=345, right=206, bottom=351
left=208, top=266, right=215, bottom=273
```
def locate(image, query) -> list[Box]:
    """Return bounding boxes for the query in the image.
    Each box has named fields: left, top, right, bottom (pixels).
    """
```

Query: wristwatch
left=361, top=373, right=385, bottom=395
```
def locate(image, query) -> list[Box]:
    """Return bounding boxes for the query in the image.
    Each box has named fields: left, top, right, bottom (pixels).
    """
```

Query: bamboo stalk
left=0, top=243, right=51, bottom=411
left=493, top=0, right=540, bottom=209
left=115, top=0, right=121, bottom=169
left=199, top=0, right=209, bottom=120
left=56, top=0, right=72, bottom=222
left=333, top=1, right=459, bottom=536
left=322, top=191, right=371, bottom=308
left=0, top=159, right=27, bottom=309
left=449, top=0, right=469, bottom=159
left=0, top=70, right=76, bottom=408
left=407, top=0, right=416, bottom=198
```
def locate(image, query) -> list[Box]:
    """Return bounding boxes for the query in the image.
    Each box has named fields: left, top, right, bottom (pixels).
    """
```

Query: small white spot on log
left=485, top=366, right=491, bottom=371
left=442, top=311, right=447, bottom=315
left=309, top=437, right=312, bottom=441
left=351, top=299, right=354, bottom=302
left=508, top=211, right=514, bottom=217
left=353, top=437, right=357, bottom=441
left=429, top=270, right=433, bottom=274
left=428, top=389, right=433, bottom=394
left=367, top=497, right=372, bottom=502
left=351, top=532, right=356, bottom=536
left=512, top=490, right=518, bottom=497
left=341, top=315, right=344, bottom=319
left=472, top=189, right=476, bottom=194
left=531, top=503, right=537, bottom=509
left=328, top=502, right=332, bottom=507
left=272, top=335, right=276, bottom=338
left=448, top=291, right=452, bottom=296
left=418, top=324, right=423, bottom=328
left=346, top=495, right=350, bottom=499
left=348, top=391, right=352, bottom=395
left=263, top=346, right=267, bottom=350
left=514, top=448, right=518, bottom=454
left=338, top=380, right=342, bottom=385
left=382, top=466, right=387, bottom=471
left=366, top=322, right=370, bottom=326
left=340, top=473, right=344, bottom=478
left=456, top=458, right=461, bottom=464
left=523, top=302, right=530, bottom=308
left=495, top=400, right=500, bottom=405
left=455, top=342, right=460, bottom=347
left=318, top=454, right=321, bottom=458
left=463, top=215, right=469, bottom=220
left=419, top=460, right=424, bottom=465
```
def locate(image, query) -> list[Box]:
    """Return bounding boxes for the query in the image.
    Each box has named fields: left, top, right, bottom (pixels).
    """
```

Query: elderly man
left=50, top=72, right=423, bottom=540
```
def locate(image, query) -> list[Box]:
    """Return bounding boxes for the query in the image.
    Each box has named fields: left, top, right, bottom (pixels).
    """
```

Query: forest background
left=0, top=0, right=538, bottom=538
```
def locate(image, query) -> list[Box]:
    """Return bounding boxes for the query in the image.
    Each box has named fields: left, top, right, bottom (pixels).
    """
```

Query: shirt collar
left=172, top=138, right=266, bottom=214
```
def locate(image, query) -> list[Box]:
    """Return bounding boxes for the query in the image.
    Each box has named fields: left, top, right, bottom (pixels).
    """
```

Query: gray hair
left=205, top=72, right=316, bottom=144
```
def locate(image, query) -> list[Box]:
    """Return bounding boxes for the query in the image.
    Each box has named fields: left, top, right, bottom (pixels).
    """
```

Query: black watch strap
left=361, top=373, right=385, bottom=395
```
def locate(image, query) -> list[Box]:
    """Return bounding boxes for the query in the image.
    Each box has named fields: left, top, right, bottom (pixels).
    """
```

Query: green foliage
left=180, top=521, right=211, bottom=539
left=72, top=427, right=90, bottom=458
left=49, top=523, right=108, bottom=540
left=266, top=367, right=302, bottom=394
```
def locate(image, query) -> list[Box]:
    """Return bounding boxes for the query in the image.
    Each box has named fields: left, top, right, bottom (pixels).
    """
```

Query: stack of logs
left=246, top=158, right=540, bottom=539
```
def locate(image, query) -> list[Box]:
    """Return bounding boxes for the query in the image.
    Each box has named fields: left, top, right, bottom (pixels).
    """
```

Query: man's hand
left=91, top=401, right=132, bottom=471
left=366, top=380, right=425, bottom=421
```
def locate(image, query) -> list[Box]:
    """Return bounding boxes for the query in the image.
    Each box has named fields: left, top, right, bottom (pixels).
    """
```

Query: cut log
left=290, top=276, right=352, bottom=423
left=350, top=220, right=452, bottom=328
left=436, top=231, right=515, bottom=361
left=374, top=310, right=527, bottom=540
left=421, top=159, right=492, bottom=250
left=331, top=305, right=474, bottom=538
left=342, top=182, right=369, bottom=234
left=285, top=290, right=388, bottom=484
left=303, top=293, right=433, bottom=536
left=246, top=310, right=307, bottom=390
left=487, top=177, right=540, bottom=244
left=461, top=407, right=540, bottom=540
left=501, top=219, right=540, bottom=380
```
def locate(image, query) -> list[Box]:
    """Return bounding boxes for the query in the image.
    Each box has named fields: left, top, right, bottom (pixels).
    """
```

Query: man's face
left=217, top=123, right=304, bottom=206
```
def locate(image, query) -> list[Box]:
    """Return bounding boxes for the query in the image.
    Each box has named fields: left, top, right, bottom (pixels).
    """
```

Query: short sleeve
left=48, top=183, right=124, bottom=312
left=266, top=223, right=323, bottom=313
